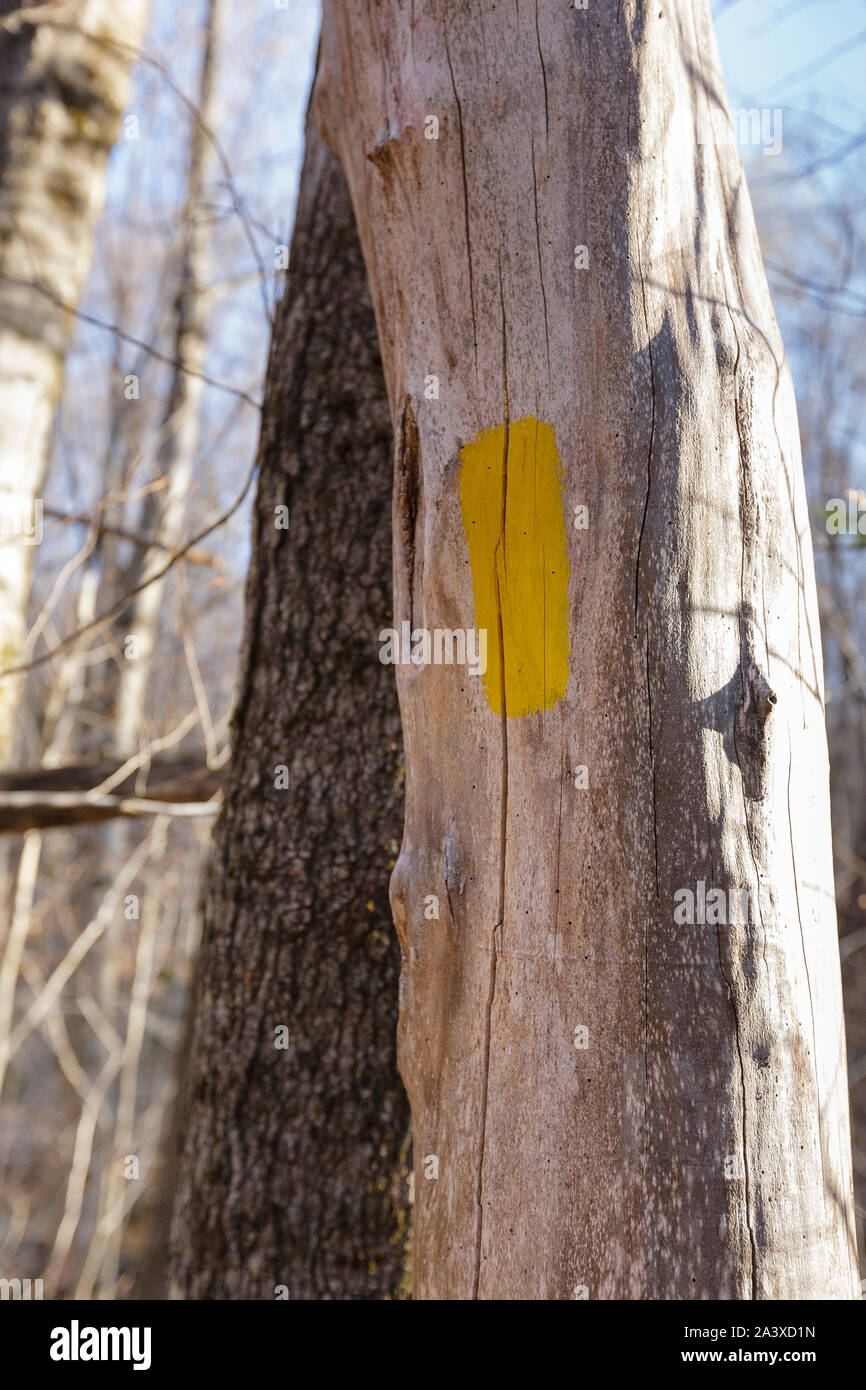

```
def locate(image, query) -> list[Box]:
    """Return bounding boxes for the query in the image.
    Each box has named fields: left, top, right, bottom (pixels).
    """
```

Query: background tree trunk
left=112, top=0, right=220, bottom=758
left=317, top=0, right=859, bottom=1298
left=168, top=111, right=411, bottom=1300
left=0, top=0, right=150, bottom=761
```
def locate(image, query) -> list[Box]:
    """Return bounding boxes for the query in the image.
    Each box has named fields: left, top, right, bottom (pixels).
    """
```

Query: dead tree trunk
left=0, top=0, right=149, bottom=761
left=317, top=0, right=859, bottom=1299
left=168, top=113, right=410, bottom=1300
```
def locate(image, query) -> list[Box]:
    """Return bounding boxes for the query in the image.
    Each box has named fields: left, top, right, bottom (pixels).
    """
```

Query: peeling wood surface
left=319, top=0, right=858, bottom=1298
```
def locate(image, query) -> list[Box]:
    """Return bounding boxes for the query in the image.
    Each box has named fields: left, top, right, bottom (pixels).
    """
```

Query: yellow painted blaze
left=459, top=415, right=571, bottom=718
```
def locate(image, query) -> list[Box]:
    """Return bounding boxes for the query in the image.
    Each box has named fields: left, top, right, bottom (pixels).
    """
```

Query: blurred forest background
left=0, top=0, right=865, bottom=1298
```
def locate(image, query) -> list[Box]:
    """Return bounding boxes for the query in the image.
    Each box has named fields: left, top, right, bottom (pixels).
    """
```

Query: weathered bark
left=317, top=0, right=859, bottom=1298
left=168, top=113, right=410, bottom=1299
left=0, top=0, right=149, bottom=761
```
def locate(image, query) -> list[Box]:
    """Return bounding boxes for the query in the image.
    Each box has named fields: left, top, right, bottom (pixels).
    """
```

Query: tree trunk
left=0, top=0, right=150, bottom=761
left=168, top=112, right=411, bottom=1300
left=112, top=0, right=220, bottom=757
left=78, top=3, right=222, bottom=1290
left=316, top=0, right=859, bottom=1299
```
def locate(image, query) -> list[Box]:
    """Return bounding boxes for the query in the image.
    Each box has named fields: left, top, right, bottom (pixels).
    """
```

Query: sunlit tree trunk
left=169, top=111, right=410, bottom=1300
left=316, top=0, right=859, bottom=1299
left=0, top=0, right=149, bottom=762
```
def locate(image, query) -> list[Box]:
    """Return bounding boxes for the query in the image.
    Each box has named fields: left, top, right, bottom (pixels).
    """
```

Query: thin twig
left=0, top=458, right=258, bottom=680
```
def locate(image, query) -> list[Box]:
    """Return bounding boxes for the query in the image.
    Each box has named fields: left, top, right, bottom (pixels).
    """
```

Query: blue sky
left=715, top=0, right=865, bottom=132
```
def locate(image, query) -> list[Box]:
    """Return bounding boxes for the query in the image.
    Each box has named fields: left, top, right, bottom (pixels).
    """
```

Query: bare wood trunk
left=0, top=0, right=149, bottom=761
left=318, top=0, right=859, bottom=1299
left=168, top=112, right=410, bottom=1300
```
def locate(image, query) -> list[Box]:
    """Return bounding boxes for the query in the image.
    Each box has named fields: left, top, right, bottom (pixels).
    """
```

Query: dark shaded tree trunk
left=168, top=111, right=411, bottom=1299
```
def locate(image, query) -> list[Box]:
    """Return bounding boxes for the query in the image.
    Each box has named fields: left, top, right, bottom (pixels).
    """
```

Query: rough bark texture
left=168, top=114, right=411, bottom=1300
left=0, top=0, right=149, bottom=761
left=317, top=0, right=859, bottom=1298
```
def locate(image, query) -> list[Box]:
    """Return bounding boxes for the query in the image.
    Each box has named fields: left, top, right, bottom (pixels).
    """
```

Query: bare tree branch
left=0, top=272, right=262, bottom=409
left=0, top=752, right=223, bottom=832
left=41, top=507, right=217, bottom=565
left=0, top=456, right=258, bottom=680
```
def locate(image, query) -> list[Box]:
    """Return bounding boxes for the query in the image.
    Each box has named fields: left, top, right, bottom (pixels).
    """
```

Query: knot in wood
left=734, top=659, right=776, bottom=802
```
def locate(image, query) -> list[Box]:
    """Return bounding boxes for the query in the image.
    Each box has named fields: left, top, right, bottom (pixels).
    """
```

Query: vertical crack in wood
left=644, top=632, right=661, bottom=900
left=443, top=18, right=479, bottom=385
left=633, top=234, right=655, bottom=639
left=533, top=0, right=550, bottom=141
left=721, top=309, right=760, bottom=1303
left=530, top=129, right=552, bottom=393
left=690, top=8, right=765, bottom=1287
left=734, top=649, right=777, bottom=803
left=397, top=396, right=420, bottom=631
left=722, top=299, right=763, bottom=1297
left=473, top=257, right=511, bottom=1299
